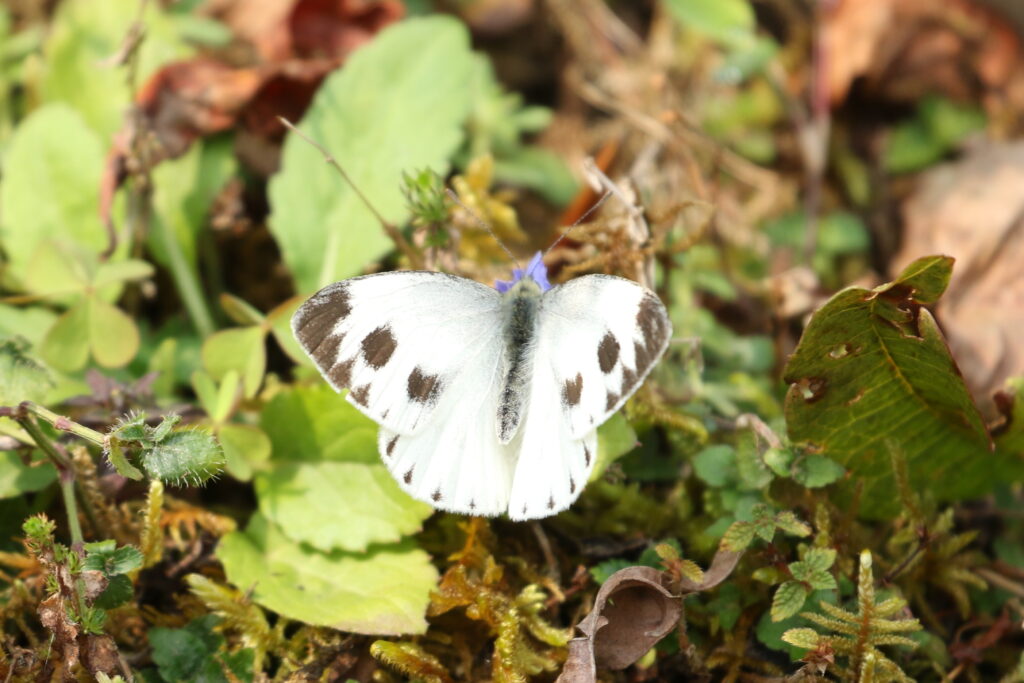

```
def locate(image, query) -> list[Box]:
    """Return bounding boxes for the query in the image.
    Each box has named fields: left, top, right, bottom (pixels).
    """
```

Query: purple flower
left=495, top=252, right=551, bottom=293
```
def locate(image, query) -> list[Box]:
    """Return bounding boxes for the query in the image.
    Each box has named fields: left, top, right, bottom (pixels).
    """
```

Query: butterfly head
left=495, top=251, right=551, bottom=295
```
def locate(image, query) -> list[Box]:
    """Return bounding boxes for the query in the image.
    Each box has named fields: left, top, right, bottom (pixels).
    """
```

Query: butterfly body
left=292, top=255, right=671, bottom=520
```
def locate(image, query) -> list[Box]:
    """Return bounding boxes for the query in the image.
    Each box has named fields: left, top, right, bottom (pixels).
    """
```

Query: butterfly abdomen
left=497, top=278, right=542, bottom=444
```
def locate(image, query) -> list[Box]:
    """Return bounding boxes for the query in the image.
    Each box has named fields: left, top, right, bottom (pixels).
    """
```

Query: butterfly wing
left=378, top=344, right=513, bottom=515
left=292, top=271, right=504, bottom=436
left=507, top=275, right=671, bottom=520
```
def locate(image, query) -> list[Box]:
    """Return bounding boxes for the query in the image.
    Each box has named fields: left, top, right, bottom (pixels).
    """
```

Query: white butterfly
left=291, top=252, right=671, bottom=520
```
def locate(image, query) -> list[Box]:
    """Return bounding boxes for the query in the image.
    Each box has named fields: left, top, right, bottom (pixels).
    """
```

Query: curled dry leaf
left=556, top=550, right=741, bottom=682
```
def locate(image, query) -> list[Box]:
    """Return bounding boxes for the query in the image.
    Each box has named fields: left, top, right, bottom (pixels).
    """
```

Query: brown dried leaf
left=38, top=593, right=80, bottom=672
left=557, top=550, right=741, bottom=682
left=824, top=0, right=1024, bottom=106
left=81, top=634, right=120, bottom=678
left=81, top=570, right=109, bottom=602
left=894, top=140, right=1024, bottom=413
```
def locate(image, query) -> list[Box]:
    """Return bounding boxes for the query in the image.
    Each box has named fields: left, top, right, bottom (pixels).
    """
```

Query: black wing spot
left=598, top=332, right=620, bottom=373
left=562, top=373, right=583, bottom=407
left=385, top=436, right=399, bottom=457
left=407, top=367, right=442, bottom=404
left=361, top=326, right=397, bottom=369
left=547, top=495, right=555, bottom=510
left=350, top=384, right=371, bottom=406
left=329, top=358, right=355, bottom=388
left=584, top=444, right=592, bottom=467
left=403, top=467, right=414, bottom=484
left=569, top=477, right=576, bottom=494
left=431, top=489, right=442, bottom=502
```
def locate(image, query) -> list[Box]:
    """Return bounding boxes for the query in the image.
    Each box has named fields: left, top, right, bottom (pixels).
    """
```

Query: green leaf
left=212, top=371, right=241, bottom=424
left=92, top=259, right=155, bottom=290
left=780, top=627, right=821, bottom=650
left=663, top=0, right=756, bottom=46
left=783, top=255, right=996, bottom=518
left=771, top=581, right=810, bottom=622
left=0, top=452, right=57, bottom=499
left=219, top=293, right=265, bottom=327
left=268, top=16, right=475, bottom=293
left=692, top=445, right=736, bottom=487
left=141, top=428, right=224, bottom=486
left=41, top=0, right=192, bottom=138
left=190, top=371, right=220, bottom=420
left=590, top=412, right=638, bottom=481
left=884, top=96, right=986, bottom=174
left=88, top=295, right=140, bottom=368
left=217, top=514, right=438, bottom=635
left=149, top=614, right=252, bottom=683
left=218, top=423, right=271, bottom=482
left=773, top=510, right=811, bottom=537
left=261, top=384, right=378, bottom=464
left=151, top=137, right=237, bottom=270
left=255, top=461, right=432, bottom=553
left=0, top=339, right=54, bottom=408
left=791, top=454, right=845, bottom=488
left=92, top=574, right=134, bottom=610
left=267, top=296, right=312, bottom=366
left=491, top=147, right=578, bottom=206
left=201, top=326, right=266, bottom=399
left=0, top=104, right=108, bottom=290
left=720, top=520, right=756, bottom=552
left=802, top=548, right=837, bottom=573
left=83, top=542, right=144, bottom=575
left=39, top=300, right=91, bottom=372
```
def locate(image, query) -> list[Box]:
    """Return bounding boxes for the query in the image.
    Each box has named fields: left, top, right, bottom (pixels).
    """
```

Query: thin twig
left=278, top=116, right=423, bottom=269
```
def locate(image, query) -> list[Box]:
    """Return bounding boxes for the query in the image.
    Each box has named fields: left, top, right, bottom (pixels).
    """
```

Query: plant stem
left=17, top=414, right=84, bottom=546
left=20, top=401, right=105, bottom=446
left=132, top=183, right=216, bottom=337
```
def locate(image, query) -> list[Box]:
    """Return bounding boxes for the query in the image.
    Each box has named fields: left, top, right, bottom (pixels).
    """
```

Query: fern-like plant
left=783, top=550, right=922, bottom=682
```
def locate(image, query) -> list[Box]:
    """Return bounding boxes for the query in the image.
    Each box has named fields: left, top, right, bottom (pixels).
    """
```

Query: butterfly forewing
left=533, top=275, right=672, bottom=440
left=292, top=272, right=504, bottom=436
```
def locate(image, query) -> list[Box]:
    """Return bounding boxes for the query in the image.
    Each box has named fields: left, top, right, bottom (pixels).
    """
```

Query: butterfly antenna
left=542, top=190, right=613, bottom=259
left=445, top=188, right=522, bottom=271
left=278, top=117, right=421, bottom=267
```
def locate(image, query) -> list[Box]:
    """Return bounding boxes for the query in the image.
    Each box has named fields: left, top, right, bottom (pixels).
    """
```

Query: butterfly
left=291, top=251, right=671, bottom=520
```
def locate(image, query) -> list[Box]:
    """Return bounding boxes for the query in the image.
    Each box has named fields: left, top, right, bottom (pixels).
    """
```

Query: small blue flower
left=495, top=252, right=551, bottom=293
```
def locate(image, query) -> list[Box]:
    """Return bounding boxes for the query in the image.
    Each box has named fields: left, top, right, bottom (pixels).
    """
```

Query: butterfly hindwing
left=533, top=274, right=672, bottom=440
left=292, top=271, right=504, bottom=436
left=378, top=337, right=512, bottom=516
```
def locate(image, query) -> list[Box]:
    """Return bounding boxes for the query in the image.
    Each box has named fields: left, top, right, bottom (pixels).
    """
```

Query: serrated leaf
left=201, top=326, right=266, bottom=399
left=217, top=514, right=437, bottom=635
left=255, top=461, right=432, bottom=553
left=803, top=548, right=837, bottom=573
left=218, top=423, right=271, bottom=482
left=774, top=511, right=812, bottom=537
left=88, top=295, right=140, bottom=368
left=720, top=521, right=756, bottom=552
left=0, top=104, right=109, bottom=289
left=92, top=574, right=134, bottom=609
left=780, top=627, right=822, bottom=649
left=268, top=16, right=475, bottom=293
left=783, top=255, right=996, bottom=518
left=792, top=454, right=845, bottom=488
left=772, top=581, right=810, bottom=622
left=141, top=429, right=224, bottom=486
